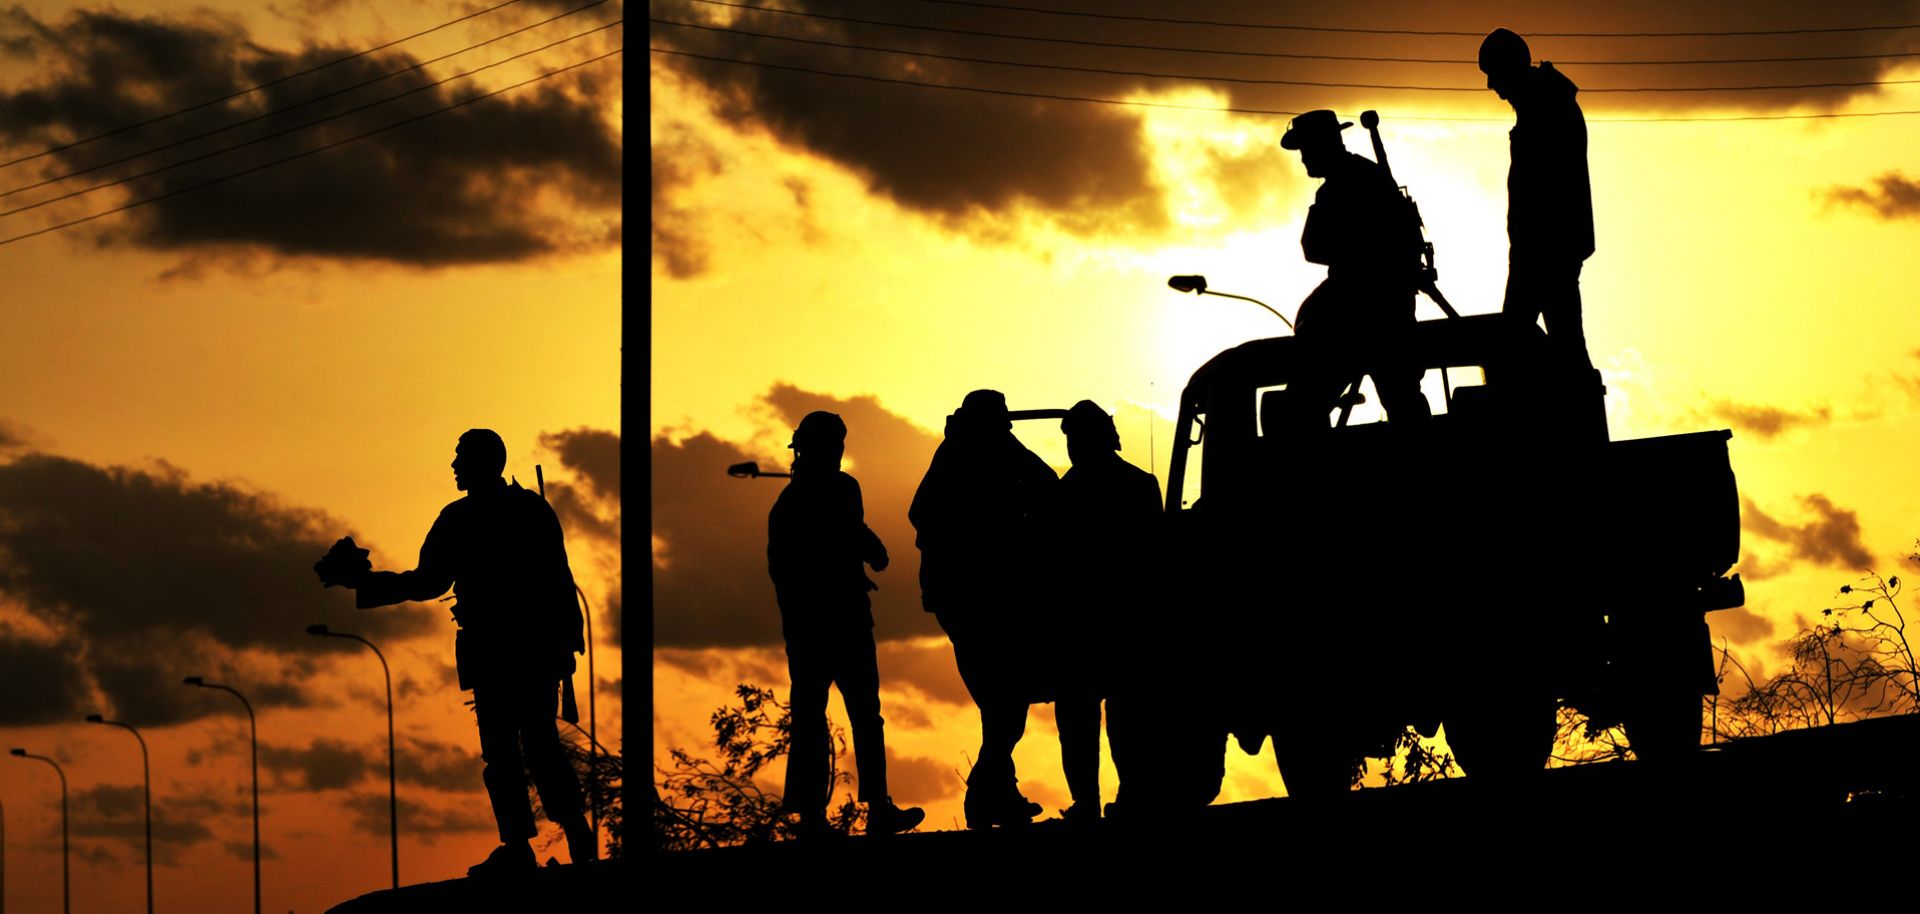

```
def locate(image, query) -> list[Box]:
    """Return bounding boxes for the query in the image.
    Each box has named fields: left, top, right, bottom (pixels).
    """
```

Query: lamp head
left=1168, top=275, right=1208, bottom=294
left=727, top=462, right=760, bottom=478
left=183, top=676, right=204, bottom=687
left=306, top=624, right=330, bottom=636
left=9, top=748, right=24, bottom=757
left=85, top=714, right=104, bottom=723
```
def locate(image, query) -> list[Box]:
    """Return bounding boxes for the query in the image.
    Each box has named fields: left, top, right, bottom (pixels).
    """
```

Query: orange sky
left=0, top=2, right=622, bottom=911
left=651, top=1, right=1920, bottom=843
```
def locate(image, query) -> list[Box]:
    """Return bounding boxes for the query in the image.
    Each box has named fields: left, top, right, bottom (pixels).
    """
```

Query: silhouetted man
left=909, top=389, right=1058, bottom=828
left=1049, top=401, right=1161, bottom=824
left=314, top=429, right=591, bottom=877
left=768, top=410, right=926, bottom=838
left=1481, top=28, right=1597, bottom=375
left=1280, top=109, right=1431, bottom=429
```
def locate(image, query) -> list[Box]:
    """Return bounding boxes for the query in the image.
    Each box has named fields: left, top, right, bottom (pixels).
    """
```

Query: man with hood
left=1480, top=27, right=1597, bottom=376
left=909, top=389, right=1058, bottom=828
left=767, top=410, right=926, bottom=838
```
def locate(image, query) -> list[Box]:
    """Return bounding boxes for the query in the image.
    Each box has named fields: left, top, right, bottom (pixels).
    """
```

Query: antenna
left=536, top=464, right=545, bottom=497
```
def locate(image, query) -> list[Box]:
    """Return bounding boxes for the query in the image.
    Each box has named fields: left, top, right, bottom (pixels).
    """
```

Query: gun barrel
left=1360, top=109, right=1395, bottom=185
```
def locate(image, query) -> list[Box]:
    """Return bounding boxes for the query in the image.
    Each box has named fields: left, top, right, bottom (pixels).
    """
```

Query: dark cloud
left=0, top=419, right=25, bottom=449
left=397, top=652, right=459, bottom=700
left=882, top=750, right=961, bottom=806
left=876, top=639, right=968, bottom=706
left=651, top=123, right=724, bottom=278
left=542, top=428, right=620, bottom=500
left=0, top=5, right=621, bottom=265
left=651, top=1, right=1920, bottom=234
left=68, top=785, right=219, bottom=865
left=540, top=427, right=620, bottom=544
left=652, top=384, right=946, bottom=647
left=0, top=451, right=437, bottom=725
left=223, top=839, right=278, bottom=861
left=261, top=738, right=371, bottom=791
left=1742, top=494, right=1876, bottom=572
left=1734, top=549, right=1783, bottom=582
left=346, top=793, right=494, bottom=842
left=538, top=426, right=620, bottom=654
left=1708, top=605, right=1775, bottom=645
left=0, top=633, right=92, bottom=724
left=603, top=585, right=621, bottom=644
left=1699, top=399, right=1831, bottom=441
left=397, top=736, right=480, bottom=791
left=655, top=646, right=789, bottom=691
left=1824, top=171, right=1920, bottom=219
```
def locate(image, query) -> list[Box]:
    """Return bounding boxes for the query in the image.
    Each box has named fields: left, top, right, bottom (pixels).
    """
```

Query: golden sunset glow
left=0, top=1, right=621, bottom=910
left=650, top=0, right=1920, bottom=871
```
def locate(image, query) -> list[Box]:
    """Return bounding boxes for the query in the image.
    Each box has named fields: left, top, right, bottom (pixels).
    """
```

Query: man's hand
left=314, top=536, right=372, bottom=589
left=870, top=552, right=889, bottom=572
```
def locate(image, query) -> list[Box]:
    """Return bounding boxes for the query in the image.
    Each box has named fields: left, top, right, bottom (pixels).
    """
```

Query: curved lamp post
left=85, top=715, right=151, bottom=914
left=1167, top=274, right=1295, bottom=330
left=9, top=749, right=67, bottom=914
left=184, top=677, right=258, bottom=914
left=307, top=625, right=398, bottom=889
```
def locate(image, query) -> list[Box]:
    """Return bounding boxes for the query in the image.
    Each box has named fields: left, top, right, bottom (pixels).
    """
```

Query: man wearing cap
left=768, top=410, right=926, bottom=838
left=910, top=389, right=1058, bottom=828
left=314, top=429, right=593, bottom=876
left=1280, top=109, right=1431, bottom=429
left=1480, top=28, right=1597, bottom=376
left=1048, top=400, right=1163, bottom=823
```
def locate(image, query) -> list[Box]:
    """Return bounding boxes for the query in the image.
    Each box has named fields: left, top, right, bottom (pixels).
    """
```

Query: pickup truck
left=1160, top=312, right=1744, bottom=797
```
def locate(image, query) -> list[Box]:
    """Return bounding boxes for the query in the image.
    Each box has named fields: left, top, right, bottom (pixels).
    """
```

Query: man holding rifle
left=1279, top=109, right=1431, bottom=429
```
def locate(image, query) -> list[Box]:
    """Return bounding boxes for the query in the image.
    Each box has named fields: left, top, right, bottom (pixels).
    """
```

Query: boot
left=867, top=798, right=926, bottom=835
left=965, top=779, right=1040, bottom=829
left=467, top=842, right=536, bottom=879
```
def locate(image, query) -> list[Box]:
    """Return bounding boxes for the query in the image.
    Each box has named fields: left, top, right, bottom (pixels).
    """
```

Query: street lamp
left=10, top=749, right=67, bottom=914
left=307, top=624, right=398, bottom=889
left=85, top=715, right=152, bottom=914
left=184, top=677, right=259, bottom=914
left=1167, top=274, right=1295, bottom=330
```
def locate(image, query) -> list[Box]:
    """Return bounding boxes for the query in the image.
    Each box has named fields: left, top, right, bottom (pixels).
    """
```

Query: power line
left=0, top=20, right=623, bottom=220
left=653, top=18, right=1920, bottom=93
left=0, top=48, right=623, bottom=249
left=1, top=0, right=615, bottom=201
left=650, top=45, right=1920, bottom=123
left=651, top=45, right=1304, bottom=116
left=0, top=0, right=543, bottom=172
left=913, top=0, right=1920, bottom=38
left=682, top=0, right=1920, bottom=66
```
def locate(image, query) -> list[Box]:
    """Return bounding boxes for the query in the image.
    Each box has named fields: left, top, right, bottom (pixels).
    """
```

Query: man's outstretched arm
left=315, top=517, right=455, bottom=608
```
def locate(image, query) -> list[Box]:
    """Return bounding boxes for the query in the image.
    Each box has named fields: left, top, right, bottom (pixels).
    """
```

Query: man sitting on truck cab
left=1279, top=108, right=1430, bottom=430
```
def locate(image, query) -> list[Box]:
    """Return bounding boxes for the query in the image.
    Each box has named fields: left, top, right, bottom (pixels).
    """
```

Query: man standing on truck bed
left=1480, top=28, right=1597, bottom=376
left=910, top=389, right=1058, bottom=828
left=768, top=410, right=926, bottom=839
left=1280, top=109, right=1431, bottom=429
